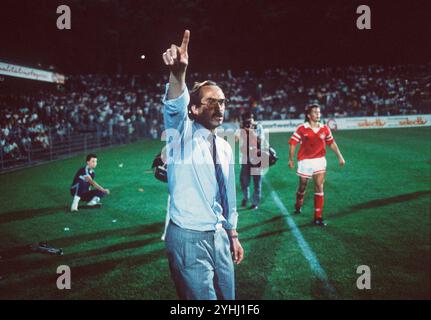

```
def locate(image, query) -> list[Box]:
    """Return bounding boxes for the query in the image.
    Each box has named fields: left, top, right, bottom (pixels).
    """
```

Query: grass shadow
left=1, top=235, right=162, bottom=275
left=0, top=206, right=68, bottom=225
left=331, top=190, right=431, bottom=220
left=0, top=247, right=166, bottom=299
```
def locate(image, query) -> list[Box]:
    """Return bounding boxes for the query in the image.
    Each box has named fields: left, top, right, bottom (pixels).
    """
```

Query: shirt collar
left=193, top=121, right=218, bottom=141
left=85, top=165, right=94, bottom=173
left=304, top=122, right=322, bottom=129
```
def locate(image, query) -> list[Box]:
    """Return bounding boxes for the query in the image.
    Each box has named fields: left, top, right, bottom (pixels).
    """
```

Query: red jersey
left=288, top=122, right=334, bottom=161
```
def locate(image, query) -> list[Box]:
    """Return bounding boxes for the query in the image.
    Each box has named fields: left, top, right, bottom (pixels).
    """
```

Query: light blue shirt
left=162, top=84, right=238, bottom=232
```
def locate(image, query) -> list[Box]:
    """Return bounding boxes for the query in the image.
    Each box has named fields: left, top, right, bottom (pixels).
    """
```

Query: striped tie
left=211, top=134, right=229, bottom=219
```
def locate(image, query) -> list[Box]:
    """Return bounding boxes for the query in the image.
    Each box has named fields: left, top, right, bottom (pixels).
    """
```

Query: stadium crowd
left=1, top=64, right=430, bottom=162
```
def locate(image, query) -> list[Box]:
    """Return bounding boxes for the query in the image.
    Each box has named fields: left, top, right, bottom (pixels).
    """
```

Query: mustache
left=213, top=113, right=224, bottom=118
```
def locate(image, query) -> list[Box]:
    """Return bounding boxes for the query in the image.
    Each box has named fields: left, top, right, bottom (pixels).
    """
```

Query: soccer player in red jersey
left=288, top=104, right=345, bottom=226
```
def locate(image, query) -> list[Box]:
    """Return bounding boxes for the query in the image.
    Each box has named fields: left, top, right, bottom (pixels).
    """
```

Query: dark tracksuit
left=70, top=166, right=105, bottom=201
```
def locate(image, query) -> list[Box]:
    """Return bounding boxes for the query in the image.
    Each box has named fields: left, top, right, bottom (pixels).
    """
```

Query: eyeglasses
left=200, top=98, right=229, bottom=108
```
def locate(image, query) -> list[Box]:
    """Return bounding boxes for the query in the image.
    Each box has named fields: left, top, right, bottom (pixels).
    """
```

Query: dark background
left=0, top=0, right=430, bottom=74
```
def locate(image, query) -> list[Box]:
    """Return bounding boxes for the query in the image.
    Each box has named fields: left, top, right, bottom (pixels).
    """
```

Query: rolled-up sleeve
left=289, top=128, right=302, bottom=145
left=162, top=83, right=190, bottom=129
left=325, top=126, right=334, bottom=145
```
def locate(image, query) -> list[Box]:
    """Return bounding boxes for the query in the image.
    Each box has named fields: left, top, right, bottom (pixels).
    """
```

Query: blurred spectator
left=0, top=63, right=430, bottom=164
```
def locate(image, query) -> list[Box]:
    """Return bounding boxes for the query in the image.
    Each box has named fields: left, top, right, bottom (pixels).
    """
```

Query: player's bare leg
left=312, top=172, right=326, bottom=226
left=295, top=177, right=308, bottom=214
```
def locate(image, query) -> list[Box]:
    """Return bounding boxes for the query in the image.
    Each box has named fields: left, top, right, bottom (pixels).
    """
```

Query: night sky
left=1, top=0, right=430, bottom=74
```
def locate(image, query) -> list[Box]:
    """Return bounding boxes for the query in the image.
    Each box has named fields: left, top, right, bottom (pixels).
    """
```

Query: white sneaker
left=70, top=196, right=80, bottom=212
left=87, top=196, right=101, bottom=206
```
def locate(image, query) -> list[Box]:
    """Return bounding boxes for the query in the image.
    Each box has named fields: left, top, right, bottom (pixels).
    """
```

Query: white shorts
left=297, top=157, right=327, bottom=179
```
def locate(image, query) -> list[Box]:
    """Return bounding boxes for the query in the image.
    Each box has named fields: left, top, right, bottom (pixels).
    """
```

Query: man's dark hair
left=304, top=104, right=320, bottom=123
left=188, top=80, right=219, bottom=120
left=241, top=111, right=254, bottom=122
left=86, top=153, right=97, bottom=162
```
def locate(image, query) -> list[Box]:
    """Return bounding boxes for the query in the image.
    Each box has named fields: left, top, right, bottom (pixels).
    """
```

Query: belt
left=170, top=220, right=223, bottom=233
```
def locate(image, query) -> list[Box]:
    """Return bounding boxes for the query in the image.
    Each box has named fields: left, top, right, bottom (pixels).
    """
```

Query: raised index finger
left=180, top=29, right=190, bottom=51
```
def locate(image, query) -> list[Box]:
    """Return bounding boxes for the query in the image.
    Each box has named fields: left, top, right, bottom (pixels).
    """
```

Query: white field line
left=264, top=178, right=338, bottom=299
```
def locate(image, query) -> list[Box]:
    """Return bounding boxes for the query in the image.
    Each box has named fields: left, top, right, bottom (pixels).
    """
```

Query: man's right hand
left=162, top=30, right=190, bottom=79
left=288, top=160, right=295, bottom=169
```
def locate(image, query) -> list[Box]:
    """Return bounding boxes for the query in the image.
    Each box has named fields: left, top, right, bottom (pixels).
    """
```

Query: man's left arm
left=225, top=147, right=244, bottom=265
left=328, top=141, right=346, bottom=166
left=326, top=127, right=345, bottom=166
left=86, top=176, right=110, bottom=194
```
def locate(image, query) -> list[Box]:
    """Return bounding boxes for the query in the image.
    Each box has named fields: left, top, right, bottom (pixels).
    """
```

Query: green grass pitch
left=0, top=127, right=430, bottom=299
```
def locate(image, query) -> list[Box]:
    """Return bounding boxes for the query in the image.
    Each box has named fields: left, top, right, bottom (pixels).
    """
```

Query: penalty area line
left=264, top=178, right=338, bottom=299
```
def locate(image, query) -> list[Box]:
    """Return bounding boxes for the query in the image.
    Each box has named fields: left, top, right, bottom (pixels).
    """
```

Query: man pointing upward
left=161, top=30, right=244, bottom=300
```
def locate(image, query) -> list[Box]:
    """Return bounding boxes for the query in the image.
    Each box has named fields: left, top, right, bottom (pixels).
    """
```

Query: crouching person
left=70, top=153, right=110, bottom=212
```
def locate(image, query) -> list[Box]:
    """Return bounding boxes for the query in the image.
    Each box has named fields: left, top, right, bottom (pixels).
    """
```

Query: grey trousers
left=165, top=221, right=235, bottom=300
left=240, top=164, right=262, bottom=206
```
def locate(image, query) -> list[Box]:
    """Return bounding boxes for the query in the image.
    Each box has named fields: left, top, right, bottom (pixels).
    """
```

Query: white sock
left=71, top=196, right=80, bottom=211
left=88, top=196, right=100, bottom=205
